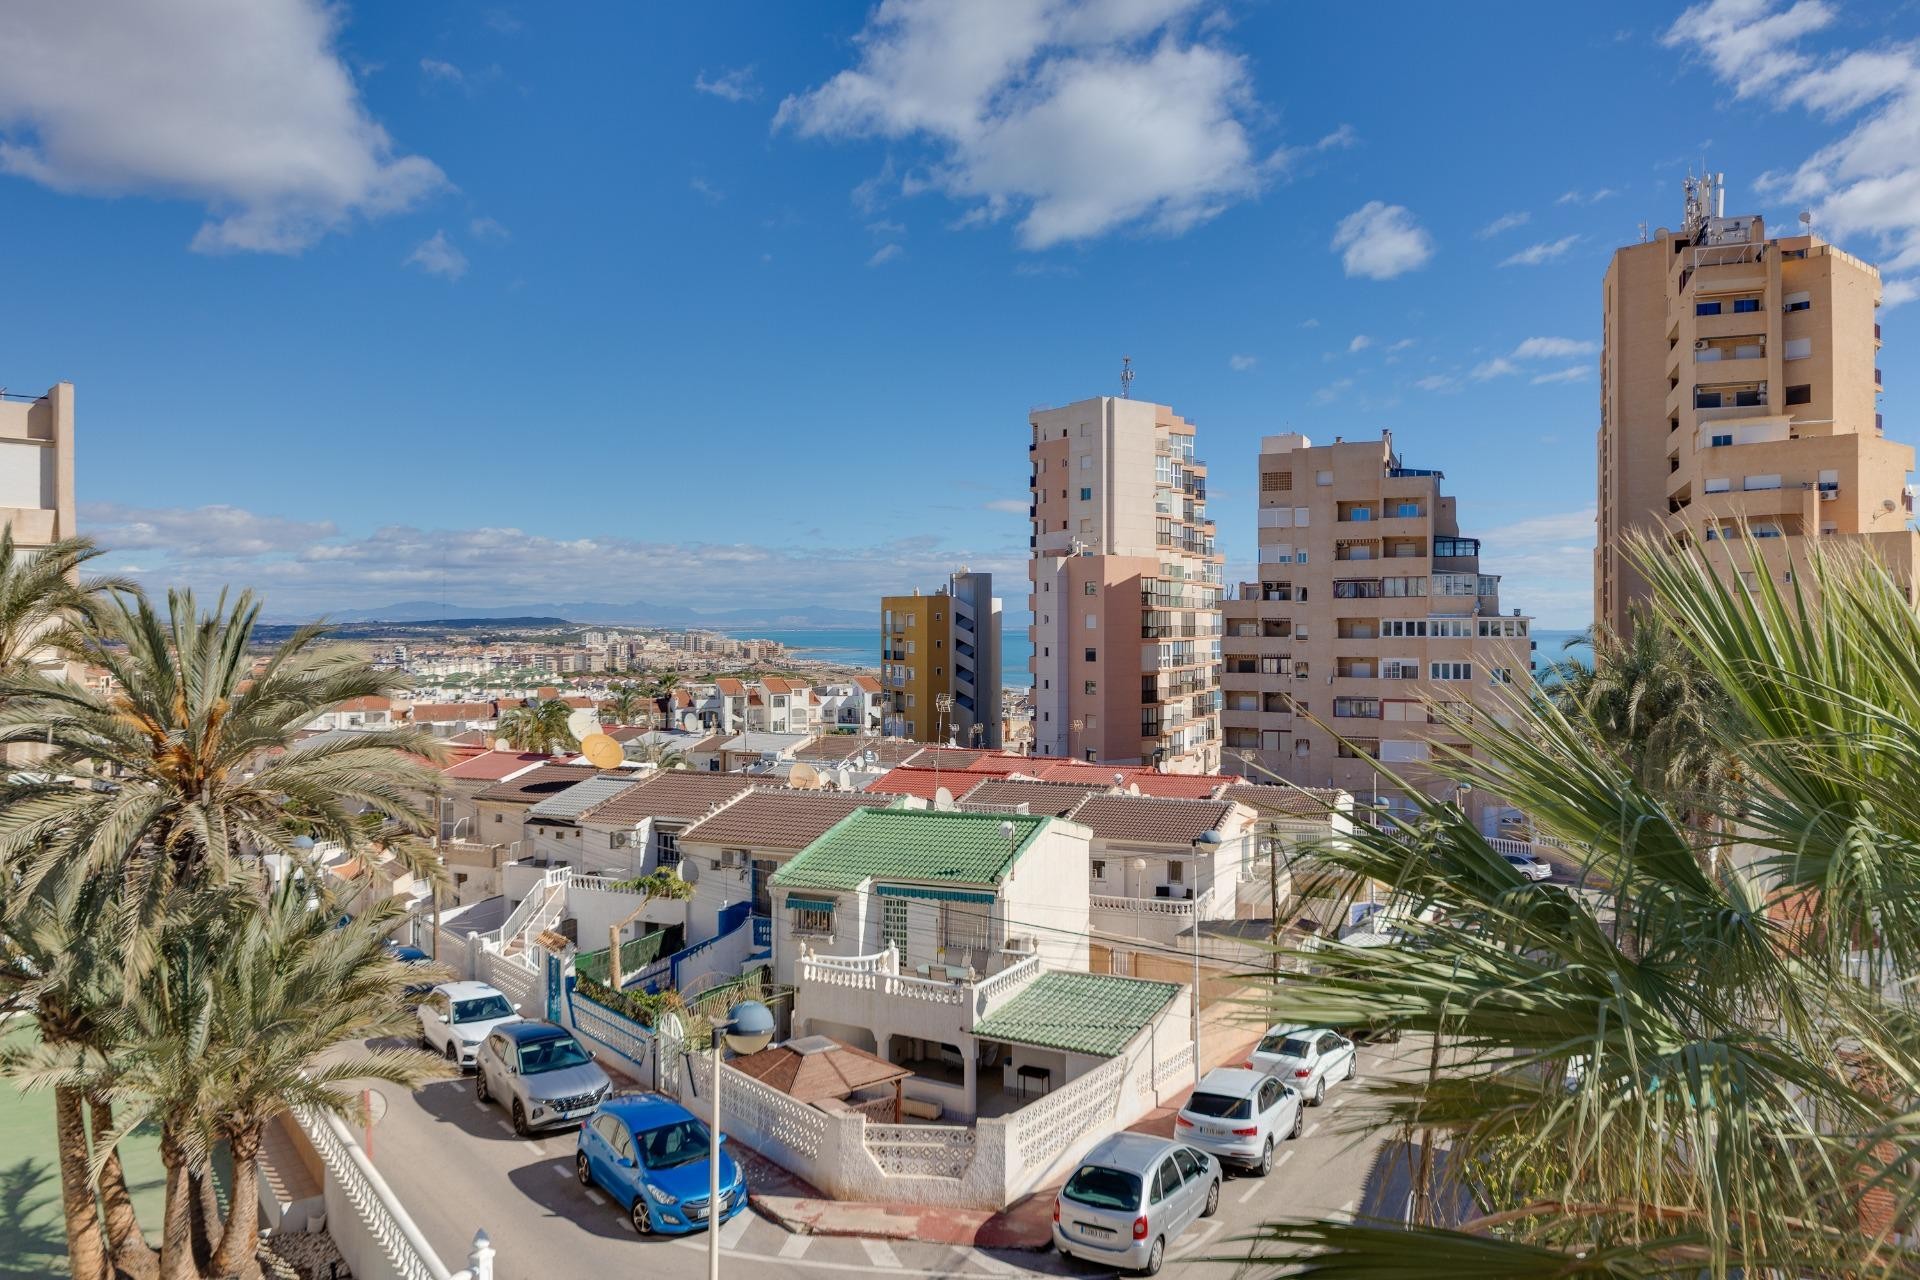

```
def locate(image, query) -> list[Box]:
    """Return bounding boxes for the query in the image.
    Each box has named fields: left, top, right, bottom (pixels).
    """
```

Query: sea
left=725, top=624, right=1593, bottom=689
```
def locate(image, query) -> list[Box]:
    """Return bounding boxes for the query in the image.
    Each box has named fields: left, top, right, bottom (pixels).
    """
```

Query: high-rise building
left=1028, top=397, right=1222, bottom=771
left=1221, top=431, right=1532, bottom=828
left=0, top=381, right=77, bottom=555
left=1598, top=173, right=1917, bottom=635
left=880, top=569, right=1003, bottom=747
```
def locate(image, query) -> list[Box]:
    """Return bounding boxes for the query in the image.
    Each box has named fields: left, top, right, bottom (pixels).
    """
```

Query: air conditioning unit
left=1694, top=338, right=1710, bottom=351
left=1819, top=489, right=1838, bottom=502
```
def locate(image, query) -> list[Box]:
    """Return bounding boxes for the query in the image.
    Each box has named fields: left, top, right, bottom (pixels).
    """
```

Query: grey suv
left=474, top=1021, right=611, bottom=1135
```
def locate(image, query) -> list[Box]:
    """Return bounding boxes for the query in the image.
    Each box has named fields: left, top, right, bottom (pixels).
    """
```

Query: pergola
left=728, top=1034, right=914, bottom=1122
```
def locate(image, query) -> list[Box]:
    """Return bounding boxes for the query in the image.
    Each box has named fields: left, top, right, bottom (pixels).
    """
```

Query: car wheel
left=575, top=1153, right=593, bottom=1189
left=1140, top=1235, right=1165, bottom=1276
left=1203, top=1179, right=1219, bottom=1217
left=1256, top=1138, right=1274, bottom=1177
left=444, top=1040, right=459, bottom=1064
left=1346, top=1055, right=1357, bottom=1082
left=1311, top=1078, right=1326, bottom=1107
left=511, top=1099, right=530, bottom=1137
left=630, top=1195, right=653, bottom=1236
left=1289, top=1106, right=1303, bottom=1139
left=475, top=1070, right=490, bottom=1104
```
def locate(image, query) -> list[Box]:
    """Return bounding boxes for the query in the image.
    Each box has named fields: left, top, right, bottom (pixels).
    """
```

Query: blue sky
left=2, top=0, right=1916, bottom=627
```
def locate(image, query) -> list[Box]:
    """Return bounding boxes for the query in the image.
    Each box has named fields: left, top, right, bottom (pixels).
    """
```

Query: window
left=790, top=901, right=834, bottom=935
left=1079, top=454, right=1093, bottom=470
left=1082, top=582, right=1098, bottom=596
left=1710, top=433, right=1732, bottom=447
left=1695, top=300, right=1722, bottom=316
left=654, top=830, right=680, bottom=866
left=1705, top=477, right=1731, bottom=494
left=1818, top=469, right=1839, bottom=491
left=1079, top=487, right=1093, bottom=500
left=1733, top=297, right=1761, bottom=313
left=1167, top=859, right=1184, bottom=884
left=1085, top=613, right=1098, bottom=630
left=1084, top=680, right=1097, bottom=695
left=1786, top=384, right=1811, bottom=406
left=1261, top=471, right=1293, bottom=491
left=1430, top=661, right=1474, bottom=681
left=880, top=898, right=908, bottom=954
left=1091, top=859, right=1107, bottom=882
left=1293, top=737, right=1310, bottom=758
left=1296, top=551, right=1309, bottom=564
left=1783, top=337, right=1812, bottom=361
left=1784, top=291, right=1811, bottom=313
left=1316, top=470, right=1334, bottom=486
left=1333, top=697, right=1380, bottom=718
left=1084, top=647, right=1097, bottom=663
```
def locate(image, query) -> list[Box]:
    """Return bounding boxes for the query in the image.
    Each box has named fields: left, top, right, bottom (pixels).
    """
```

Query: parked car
left=1174, top=1067, right=1301, bottom=1175
left=1247, top=1024, right=1357, bottom=1106
left=1052, top=1132, right=1220, bottom=1276
left=385, top=943, right=435, bottom=999
left=475, top=1020, right=611, bottom=1135
left=417, top=981, right=519, bottom=1070
left=1504, top=851, right=1554, bottom=881
left=575, top=1093, right=746, bottom=1236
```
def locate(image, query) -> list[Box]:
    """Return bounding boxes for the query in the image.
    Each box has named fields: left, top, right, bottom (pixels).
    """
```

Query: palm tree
left=1240, top=534, right=1920, bottom=1276
left=494, top=698, right=578, bottom=754
left=624, top=740, right=685, bottom=771
left=601, top=682, right=646, bottom=727
left=0, top=530, right=130, bottom=682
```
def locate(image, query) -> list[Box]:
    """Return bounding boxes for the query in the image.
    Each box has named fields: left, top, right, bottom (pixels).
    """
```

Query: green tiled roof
left=972, top=972, right=1182, bottom=1058
left=770, top=808, right=1048, bottom=892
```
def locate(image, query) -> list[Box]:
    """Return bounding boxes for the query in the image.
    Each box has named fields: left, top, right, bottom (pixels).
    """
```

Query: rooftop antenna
left=1799, top=209, right=1814, bottom=238
left=1638, top=220, right=1648, bottom=243
left=1119, top=355, right=1134, bottom=400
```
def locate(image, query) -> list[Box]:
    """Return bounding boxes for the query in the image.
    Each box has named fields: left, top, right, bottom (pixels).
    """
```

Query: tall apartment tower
left=1220, top=432, right=1532, bottom=828
left=0, top=381, right=77, bottom=555
left=1028, top=397, right=1222, bottom=772
left=1598, top=173, right=1917, bottom=635
left=880, top=569, right=1003, bottom=747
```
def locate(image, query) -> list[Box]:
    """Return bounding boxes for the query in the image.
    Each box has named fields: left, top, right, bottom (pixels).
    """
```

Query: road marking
left=495, top=1119, right=514, bottom=1135
left=585, top=1189, right=607, bottom=1207
left=1303, top=1122, right=1322, bottom=1139
left=776, top=1233, right=812, bottom=1259
left=1334, top=1198, right=1357, bottom=1222
left=471, top=1100, right=487, bottom=1112
left=718, top=1209, right=754, bottom=1249
left=521, top=1140, right=545, bottom=1158
left=1239, top=1151, right=1291, bottom=1203
left=861, top=1239, right=900, bottom=1267
left=1328, top=1097, right=1348, bottom=1112
left=551, top=1163, right=571, bottom=1178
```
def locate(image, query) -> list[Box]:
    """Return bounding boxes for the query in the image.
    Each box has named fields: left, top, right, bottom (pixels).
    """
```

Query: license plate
left=1205, top=1124, right=1227, bottom=1137
left=1076, top=1222, right=1114, bottom=1239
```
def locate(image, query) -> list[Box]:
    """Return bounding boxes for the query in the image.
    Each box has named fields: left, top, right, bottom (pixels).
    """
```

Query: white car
left=1174, top=1067, right=1302, bottom=1175
left=1504, top=852, right=1553, bottom=881
left=1247, top=1025, right=1356, bottom=1107
left=418, top=981, right=519, bottom=1071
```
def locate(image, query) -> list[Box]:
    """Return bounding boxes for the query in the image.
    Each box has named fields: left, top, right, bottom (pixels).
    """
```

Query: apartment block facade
left=879, top=569, right=1003, bottom=748
left=1597, top=175, right=1917, bottom=635
left=0, top=382, right=77, bottom=555
left=1028, top=397, right=1222, bottom=772
left=1220, top=432, right=1531, bottom=827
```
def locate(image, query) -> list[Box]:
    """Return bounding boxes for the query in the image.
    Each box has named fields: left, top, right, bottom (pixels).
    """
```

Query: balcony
left=1332, top=579, right=1383, bottom=599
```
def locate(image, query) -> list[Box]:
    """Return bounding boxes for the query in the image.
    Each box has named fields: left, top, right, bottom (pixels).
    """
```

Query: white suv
left=1248, top=1025, right=1357, bottom=1107
left=418, top=981, right=519, bottom=1071
left=1174, top=1068, right=1302, bottom=1175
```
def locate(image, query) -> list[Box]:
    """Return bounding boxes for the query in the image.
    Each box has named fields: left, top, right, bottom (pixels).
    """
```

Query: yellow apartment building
left=880, top=569, right=1003, bottom=747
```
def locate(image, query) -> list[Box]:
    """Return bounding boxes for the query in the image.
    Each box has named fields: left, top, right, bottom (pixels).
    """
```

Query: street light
left=708, top=1000, right=774, bottom=1280
left=1189, top=829, right=1224, bottom=1089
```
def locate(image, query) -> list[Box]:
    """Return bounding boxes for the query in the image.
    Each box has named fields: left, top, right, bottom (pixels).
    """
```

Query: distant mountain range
left=276, top=600, right=877, bottom=628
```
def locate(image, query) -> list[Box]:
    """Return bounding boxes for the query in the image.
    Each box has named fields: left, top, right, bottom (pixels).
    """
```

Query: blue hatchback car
left=575, top=1094, right=748, bottom=1236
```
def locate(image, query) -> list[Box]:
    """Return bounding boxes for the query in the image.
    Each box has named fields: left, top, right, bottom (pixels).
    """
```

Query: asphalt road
left=353, top=1035, right=1425, bottom=1279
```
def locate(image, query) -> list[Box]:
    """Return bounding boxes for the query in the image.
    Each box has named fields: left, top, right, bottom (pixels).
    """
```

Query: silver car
left=474, top=1021, right=612, bottom=1136
left=1248, top=1024, right=1357, bottom=1107
left=1052, top=1132, right=1220, bottom=1276
left=1175, top=1067, right=1302, bottom=1175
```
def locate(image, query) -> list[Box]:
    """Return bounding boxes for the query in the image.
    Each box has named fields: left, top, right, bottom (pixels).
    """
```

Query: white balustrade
left=972, top=954, right=1042, bottom=1018
left=295, top=1106, right=461, bottom=1280
left=1090, top=893, right=1198, bottom=917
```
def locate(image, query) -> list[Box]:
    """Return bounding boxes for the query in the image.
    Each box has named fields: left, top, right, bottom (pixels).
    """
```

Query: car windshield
left=637, top=1119, right=712, bottom=1169
left=1183, top=1091, right=1251, bottom=1119
left=451, top=995, right=513, bottom=1023
left=517, top=1036, right=592, bottom=1075
left=1063, top=1165, right=1142, bottom=1211
left=1258, top=1033, right=1312, bottom=1058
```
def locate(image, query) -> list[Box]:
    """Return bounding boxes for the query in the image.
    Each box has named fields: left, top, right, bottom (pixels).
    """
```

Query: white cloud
left=1512, top=336, right=1597, bottom=359
left=1228, top=353, right=1258, bottom=371
left=84, top=502, right=337, bottom=558
left=0, top=0, right=445, bottom=253
left=982, top=498, right=1028, bottom=514
left=420, top=58, right=464, bottom=85
left=1474, top=210, right=1530, bottom=238
left=1666, top=0, right=1920, bottom=283
left=404, top=230, right=467, bottom=280
left=1271, top=122, right=1360, bottom=174
left=1331, top=201, right=1434, bottom=279
left=1500, top=234, right=1582, bottom=267
left=1884, top=277, right=1920, bottom=308
left=1387, top=338, right=1416, bottom=352
left=694, top=67, right=759, bottom=103
left=1471, top=505, right=1597, bottom=627
left=867, top=243, right=904, bottom=267
left=483, top=9, right=523, bottom=35
left=1313, top=378, right=1354, bottom=404
left=1299, top=317, right=1320, bottom=329
left=1472, top=357, right=1519, bottom=380
left=1530, top=366, right=1593, bottom=385
left=1555, top=187, right=1621, bottom=204
left=1347, top=334, right=1372, bottom=353
left=1414, top=374, right=1460, bottom=392
left=776, top=1, right=1282, bottom=249
left=689, top=176, right=724, bottom=202
left=468, top=216, right=510, bottom=242
left=867, top=219, right=908, bottom=236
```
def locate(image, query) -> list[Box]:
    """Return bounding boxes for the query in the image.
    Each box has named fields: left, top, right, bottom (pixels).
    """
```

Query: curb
left=749, top=1193, right=1055, bottom=1250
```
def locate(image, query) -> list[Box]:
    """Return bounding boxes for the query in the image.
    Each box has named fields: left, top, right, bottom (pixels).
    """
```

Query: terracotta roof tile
left=863, top=766, right=975, bottom=800
left=1215, top=784, right=1343, bottom=819
left=579, top=772, right=756, bottom=826
left=410, top=701, right=495, bottom=723
left=1063, top=793, right=1237, bottom=845
left=679, top=788, right=879, bottom=851
left=334, top=696, right=392, bottom=712
left=714, top=678, right=747, bottom=695
left=440, top=750, right=552, bottom=781
left=852, top=675, right=882, bottom=692
left=956, top=777, right=1105, bottom=817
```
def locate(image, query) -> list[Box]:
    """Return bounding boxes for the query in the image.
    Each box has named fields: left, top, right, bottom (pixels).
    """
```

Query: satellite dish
left=493, top=737, right=511, bottom=751
left=580, top=733, right=624, bottom=770
left=933, top=786, right=954, bottom=810
left=833, top=768, right=852, bottom=791
left=676, top=858, right=701, bottom=885
left=790, top=762, right=821, bottom=790
left=567, top=707, right=600, bottom=741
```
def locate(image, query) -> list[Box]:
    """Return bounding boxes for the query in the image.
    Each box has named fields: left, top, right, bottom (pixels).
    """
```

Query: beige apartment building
left=1597, top=174, right=1917, bottom=635
left=1028, top=397, right=1222, bottom=771
left=0, top=382, right=77, bottom=554
left=1221, top=432, right=1531, bottom=829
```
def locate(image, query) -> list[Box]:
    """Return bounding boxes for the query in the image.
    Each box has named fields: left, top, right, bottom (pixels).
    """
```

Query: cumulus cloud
left=404, top=230, right=467, bottom=280
left=1347, top=334, right=1373, bottom=353
left=468, top=216, right=510, bottom=242
left=982, top=498, right=1029, bottom=513
left=1471, top=506, right=1597, bottom=627
left=1500, top=234, right=1582, bottom=267
left=83, top=505, right=1026, bottom=617
left=1530, top=366, right=1592, bottom=385
left=0, top=0, right=445, bottom=253
left=1472, top=357, right=1519, bottom=380
left=867, top=243, right=905, bottom=267
left=1331, top=201, right=1434, bottom=279
left=1555, top=187, right=1620, bottom=204
left=420, top=57, right=465, bottom=85
left=1513, top=336, right=1597, bottom=359
left=1414, top=374, right=1460, bottom=392
left=694, top=66, right=760, bottom=103
left=775, top=1, right=1281, bottom=249
left=1228, top=353, right=1258, bottom=371
left=1475, top=210, right=1530, bottom=238
left=1664, top=0, right=1920, bottom=305
left=1313, top=378, right=1354, bottom=404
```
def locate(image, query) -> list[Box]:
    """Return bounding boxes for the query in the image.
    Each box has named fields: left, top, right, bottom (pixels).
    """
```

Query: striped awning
left=875, top=885, right=996, bottom=905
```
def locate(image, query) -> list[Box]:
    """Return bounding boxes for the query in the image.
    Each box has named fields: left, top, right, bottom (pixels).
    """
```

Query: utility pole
left=1266, top=821, right=1281, bottom=985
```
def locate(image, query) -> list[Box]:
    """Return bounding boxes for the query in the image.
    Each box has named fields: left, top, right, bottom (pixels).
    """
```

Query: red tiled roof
left=863, top=766, right=980, bottom=800
left=1214, top=783, right=1343, bottom=819
left=1064, top=793, right=1237, bottom=845
left=714, top=678, right=747, bottom=696
left=440, top=750, right=552, bottom=781
left=578, top=772, right=757, bottom=826
left=335, top=696, right=392, bottom=712
left=679, top=788, right=877, bottom=851
left=851, top=675, right=882, bottom=692
left=445, top=729, right=491, bottom=747
left=410, top=701, right=495, bottom=723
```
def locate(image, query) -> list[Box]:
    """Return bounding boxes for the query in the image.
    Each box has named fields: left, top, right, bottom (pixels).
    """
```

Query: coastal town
left=5, top=4, right=1920, bottom=1280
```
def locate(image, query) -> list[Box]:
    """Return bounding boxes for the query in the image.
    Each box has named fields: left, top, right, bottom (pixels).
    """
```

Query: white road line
left=522, top=1140, right=545, bottom=1158
left=860, top=1239, right=901, bottom=1267
left=495, top=1119, right=514, bottom=1135
left=1328, top=1097, right=1348, bottom=1111
left=718, top=1209, right=755, bottom=1249
left=1334, top=1198, right=1357, bottom=1222
left=584, top=1189, right=607, bottom=1207
left=550, top=1163, right=571, bottom=1178
left=1239, top=1151, right=1291, bottom=1203
left=776, top=1233, right=813, bottom=1260
left=674, top=1235, right=1020, bottom=1277
left=471, top=1099, right=487, bottom=1112
left=1303, top=1122, right=1322, bottom=1139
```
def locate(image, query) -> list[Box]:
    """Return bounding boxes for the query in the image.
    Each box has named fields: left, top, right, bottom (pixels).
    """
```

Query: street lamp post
left=1190, top=830, right=1224, bottom=1089
left=708, top=1000, right=774, bottom=1280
